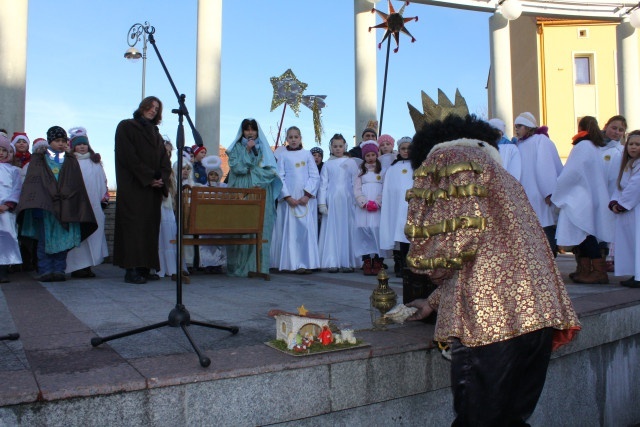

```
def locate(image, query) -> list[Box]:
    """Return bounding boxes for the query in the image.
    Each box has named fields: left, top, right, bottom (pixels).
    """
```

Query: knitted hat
left=361, top=140, right=379, bottom=157
left=396, top=136, right=412, bottom=148
left=362, top=127, right=377, bottom=138
left=514, top=112, right=537, bottom=129
left=32, top=138, right=49, bottom=152
left=377, top=134, right=395, bottom=146
left=47, top=126, right=67, bottom=143
left=68, top=127, right=90, bottom=148
left=488, top=118, right=506, bottom=134
left=192, top=144, right=207, bottom=158
left=0, top=132, right=9, bottom=146
left=0, top=138, right=12, bottom=155
left=11, top=132, right=30, bottom=147
left=310, top=146, right=323, bottom=157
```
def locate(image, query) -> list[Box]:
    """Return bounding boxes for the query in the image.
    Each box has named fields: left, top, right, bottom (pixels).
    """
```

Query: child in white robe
left=377, top=134, right=396, bottom=172
left=354, top=140, right=385, bottom=275
left=197, top=155, right=227, bottom=274
left=270, top=126, right=320, bottom=274
left=0, top=137, right=22, bottom=282
left=380, top=136, right=413, bottom=277
left=317, top=133, right=359, bottom=273
left=610, top=130, right=640, bottom=288
left=65, top=127, right=109, bottom=278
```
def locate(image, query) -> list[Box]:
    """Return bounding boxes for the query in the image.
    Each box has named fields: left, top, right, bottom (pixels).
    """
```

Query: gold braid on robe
left=406, top=138, right=580, bottom=348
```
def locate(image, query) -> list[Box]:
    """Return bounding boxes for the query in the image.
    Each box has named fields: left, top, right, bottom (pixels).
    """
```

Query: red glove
left=366, top=200, right=379, bottom=212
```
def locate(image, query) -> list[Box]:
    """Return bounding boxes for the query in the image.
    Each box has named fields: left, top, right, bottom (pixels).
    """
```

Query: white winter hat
left=488, top=118, right=506, bottom=134
left=514, top=112, right=537, bottom=129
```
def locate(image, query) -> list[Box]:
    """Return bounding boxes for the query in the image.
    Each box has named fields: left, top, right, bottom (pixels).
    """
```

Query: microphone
left=249, top=139, right=258, bottom=156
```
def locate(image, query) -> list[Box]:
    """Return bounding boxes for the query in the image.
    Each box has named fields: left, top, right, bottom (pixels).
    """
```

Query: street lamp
left=124, top=21, right=154, bottom=101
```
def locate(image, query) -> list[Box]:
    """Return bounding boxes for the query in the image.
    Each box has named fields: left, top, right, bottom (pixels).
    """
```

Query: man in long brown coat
left=113, top=96, right=172, bottom=284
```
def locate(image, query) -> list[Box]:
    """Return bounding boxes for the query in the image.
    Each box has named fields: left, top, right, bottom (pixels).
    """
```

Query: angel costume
left=516, top=131, right=563, bottom=228
left=552, top=138, right=614, bottom=247
left=65, top=153, right=109, bottom=273
left=600, top=138, right=623, bottom=197
left=380, top=157, right=413, bottom=250
left=226, top=120, right=282, bottom=277
left=0, top=162, right=23, bottom=266
left=317, top=156, right=359, bottom=269
left=612, top=160, right=640, bottom=277
left=353, top=163, right=385, bottom=257
left=270, top=148, right=320, bottom=271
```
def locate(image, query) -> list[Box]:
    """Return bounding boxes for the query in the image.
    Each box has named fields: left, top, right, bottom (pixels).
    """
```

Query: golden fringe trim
left=406, top=251, right=477, bottom=270
left=413, top=161, right=483, bottom=180
left=405, top=183, right=487, bottom=203
left=405, top=216, right=486, bottom=238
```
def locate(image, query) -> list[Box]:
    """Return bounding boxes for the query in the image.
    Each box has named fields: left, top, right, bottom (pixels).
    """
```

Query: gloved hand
left=366, top=200, right=379, bottom=212
left=319, top=204, right=328, bottom=215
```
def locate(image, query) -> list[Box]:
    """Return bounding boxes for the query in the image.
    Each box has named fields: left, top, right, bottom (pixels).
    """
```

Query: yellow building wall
left=538, top=20, right=619, bottom=159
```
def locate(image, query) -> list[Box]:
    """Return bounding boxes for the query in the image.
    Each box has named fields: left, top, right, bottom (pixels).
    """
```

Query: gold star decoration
left=270, top=69, right=308, bottom=116
left=369, top=0, right=418, bottom=53
left=297, top=305, right=309, bottom=316
left=302, top=95, right=327, bottom=143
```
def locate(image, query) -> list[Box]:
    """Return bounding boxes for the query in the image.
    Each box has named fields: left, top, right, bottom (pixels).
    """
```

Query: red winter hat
left=192, top=145, right=207, bottom=157
left=11, top=132, right=30, bottom=147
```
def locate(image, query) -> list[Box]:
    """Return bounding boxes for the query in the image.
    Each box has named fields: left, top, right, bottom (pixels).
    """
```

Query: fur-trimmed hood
left=430, top=138, right=502, bottom=166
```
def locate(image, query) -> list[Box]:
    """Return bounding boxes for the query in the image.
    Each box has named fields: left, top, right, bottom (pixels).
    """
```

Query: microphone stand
left=91, top=26, right=238, bottom=368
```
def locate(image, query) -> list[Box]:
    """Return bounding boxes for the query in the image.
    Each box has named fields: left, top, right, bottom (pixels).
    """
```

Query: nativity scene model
left=267, top=305, right=363, bottom=355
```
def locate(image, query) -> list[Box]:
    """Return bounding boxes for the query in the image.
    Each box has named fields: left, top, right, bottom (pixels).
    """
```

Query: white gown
left=157, top=193, right=178, bottom=277
left=612, top=161, right=640, bottom=276
left=380, top=158, right=413, bottom=250
left=0, top=163, right=22, bottom=265
left=317, top=157, right=359, bottom=269
left=552, top=139, right=614, bottom=246
left=498, top=144, right=522, bottom=181
left=353, top=164, right=385, bottom=257
left=517, top=134, right=563, bottom=227
left=270, top=149, right=320, bottom=270
left=600, top=140, right=623, bottom=197
left=65, top=155, right=109, bottom=272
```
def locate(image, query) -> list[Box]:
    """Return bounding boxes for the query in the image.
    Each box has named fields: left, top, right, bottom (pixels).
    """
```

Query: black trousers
left=450, top=328, right=553, bottom=427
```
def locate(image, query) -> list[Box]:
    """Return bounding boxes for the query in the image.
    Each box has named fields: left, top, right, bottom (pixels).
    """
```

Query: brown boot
left=571, top=257, right=592, bottom=283
left=568, top=249, right=581, bottom=280
left=362, top=259, right=374, bottom=276
left=574, top=258, right=609, bottom=284
left=371, top=257, right=382, bottom=275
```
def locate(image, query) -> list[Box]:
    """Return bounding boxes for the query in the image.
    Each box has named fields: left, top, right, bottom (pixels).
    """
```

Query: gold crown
left=407, top=89, right=469, bottom=132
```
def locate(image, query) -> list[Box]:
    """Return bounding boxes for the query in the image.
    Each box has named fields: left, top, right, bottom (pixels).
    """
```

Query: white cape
left=317, top=157, right=359, bottom=269
left=270, top=149, right=320, bottom=270
left=612, top=162, right=640, bottom=276
left=65, top=158, right=109, bottom=272
left=380, top=159, right=413, bottom=249
left=0, top=164, right=22, bottom=265
left=552, top=140, right=614, bottom=246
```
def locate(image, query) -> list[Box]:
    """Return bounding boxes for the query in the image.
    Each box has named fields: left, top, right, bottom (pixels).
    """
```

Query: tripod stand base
left=0, top=333, right=19, bottom=341
left=91, top=304, right=238, bottom=367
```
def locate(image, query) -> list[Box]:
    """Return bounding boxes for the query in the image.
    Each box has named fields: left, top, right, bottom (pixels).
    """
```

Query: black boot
left=0, top=265, right=9, bottom=283
left=125, top=268, right=146, bottom=284
left=393, top=250, right=402, bottom=277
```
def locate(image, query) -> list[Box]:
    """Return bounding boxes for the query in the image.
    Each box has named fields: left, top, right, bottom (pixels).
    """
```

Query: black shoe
left=620, top=276, right=636, bottom=287
left=71, top=267, right=96, bottom=278
left=628, top=281, right=640, bottom=289
left=52, top=272, right=66, bottom=282
left=136, top=267, right=159, bottom=281
left=0, top=266, right=9, bottom=283
left=125, top=269, right=147, bottom=284
left=37, top=273, right=54, bottom=282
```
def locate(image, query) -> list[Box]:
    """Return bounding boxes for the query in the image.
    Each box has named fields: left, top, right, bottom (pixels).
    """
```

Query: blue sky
left=25, top=0, right=491, bottom=188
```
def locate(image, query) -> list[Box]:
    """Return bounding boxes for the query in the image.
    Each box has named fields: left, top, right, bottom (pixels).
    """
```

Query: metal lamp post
left=124, top=21, right=153, bottom=101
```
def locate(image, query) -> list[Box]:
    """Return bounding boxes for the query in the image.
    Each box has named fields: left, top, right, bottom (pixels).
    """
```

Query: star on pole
left=270, top=69, right=308, bottom=116
left=369, top=0, right=418, bottom=53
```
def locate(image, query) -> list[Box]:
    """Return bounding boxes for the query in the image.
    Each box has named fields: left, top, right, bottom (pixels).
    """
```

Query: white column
left=488, top=13, right=514, bottom=128
left=196, top=0, right=222, bottom=153
left=616, top=19, right=640, bottom=131
left=354, top=0, right=378, bottom=138
left=0, top=0, right=28, bottom=134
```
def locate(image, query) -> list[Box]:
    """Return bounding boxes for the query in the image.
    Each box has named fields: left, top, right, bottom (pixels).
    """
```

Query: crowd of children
left=2, top=112, right=639, bottom=288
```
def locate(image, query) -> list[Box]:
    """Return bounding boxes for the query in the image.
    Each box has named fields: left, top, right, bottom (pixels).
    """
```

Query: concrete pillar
left=195, top=0, right=222, bottom=153
left=488, top=13, right=514, bottom=129
left=0, top=0, right=28, bottom=134
left=354, top=0, right=378, bottom=138
left=616, top=19, right=640, bottom=131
